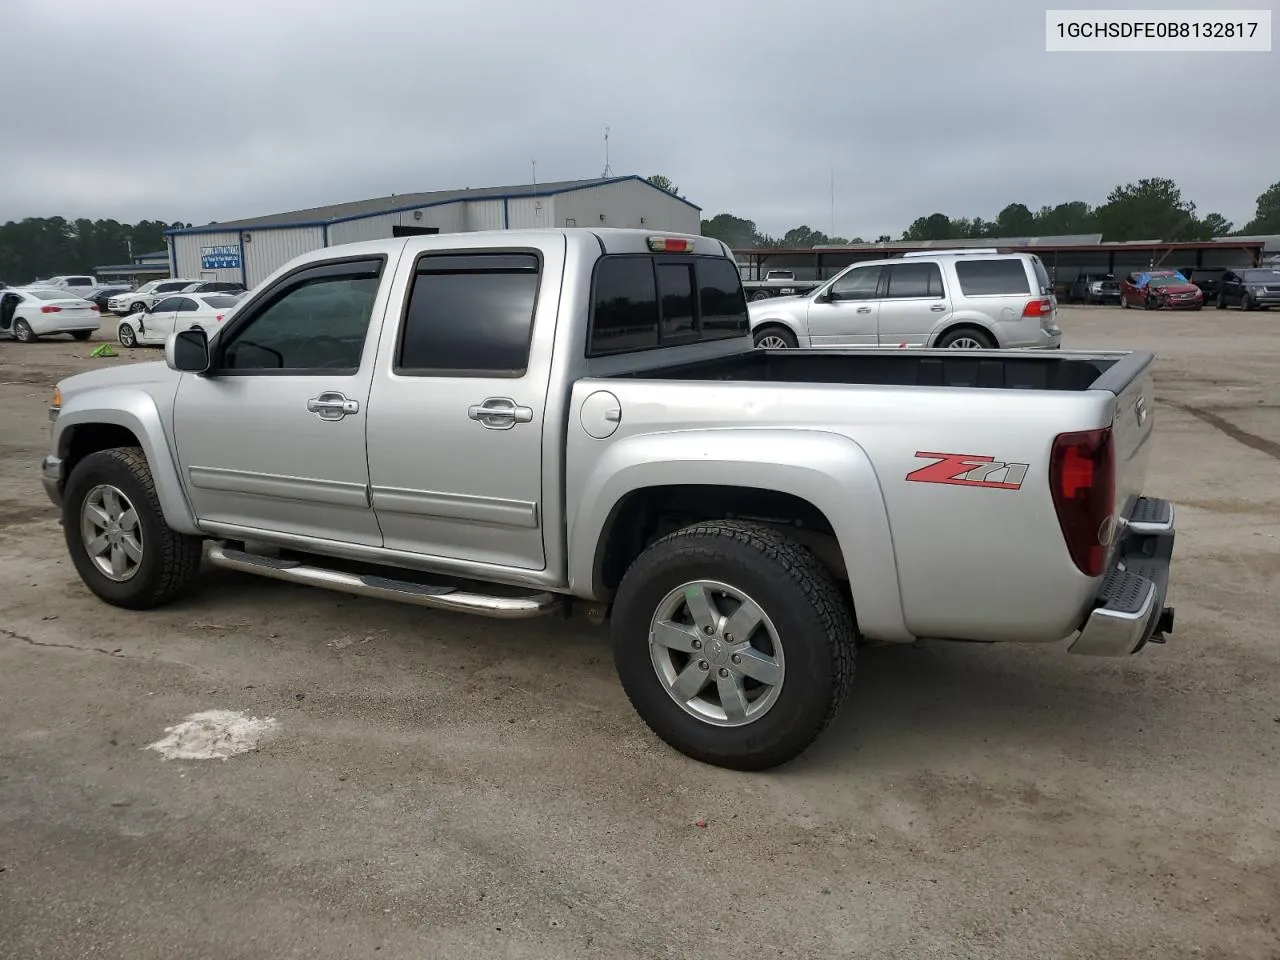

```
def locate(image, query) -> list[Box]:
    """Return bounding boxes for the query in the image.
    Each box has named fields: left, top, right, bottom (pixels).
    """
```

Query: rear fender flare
left=568, top=428, right=911, bottom=642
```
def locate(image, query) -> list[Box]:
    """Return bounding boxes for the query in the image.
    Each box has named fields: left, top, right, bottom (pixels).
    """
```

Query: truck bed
left=606, top=348, right=1144, bottom=394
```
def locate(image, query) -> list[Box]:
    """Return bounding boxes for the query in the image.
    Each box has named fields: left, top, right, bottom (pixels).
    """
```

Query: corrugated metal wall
left=505, top=196, right=554, bottom=230
left=553, top=180, right=701, bottom=234
left=243, top=227, right=325, bottom=287
left=326, top=203, right=466, bottom=246
left=173, top=231, right=243, bottom=283
left=465, top=199, right=505, bottom=231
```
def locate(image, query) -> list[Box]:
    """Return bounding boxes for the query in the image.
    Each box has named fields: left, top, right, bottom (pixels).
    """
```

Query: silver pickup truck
left=41, top=228, right=1177, bottom=770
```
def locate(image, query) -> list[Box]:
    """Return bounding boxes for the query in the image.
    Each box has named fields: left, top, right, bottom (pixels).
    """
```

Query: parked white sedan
left=115, top=293, right=241, bottom=348
left=0, top=287, right=102, bottom=342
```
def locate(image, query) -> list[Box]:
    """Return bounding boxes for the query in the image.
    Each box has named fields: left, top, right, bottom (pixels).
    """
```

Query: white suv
left=748, top=249, right=1061, bottom=350
left=107, top=279, right=203, bottom=315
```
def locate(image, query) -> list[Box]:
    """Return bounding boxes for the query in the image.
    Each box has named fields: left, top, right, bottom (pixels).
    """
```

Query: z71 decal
left=906, top=451, right=1029, bottom=490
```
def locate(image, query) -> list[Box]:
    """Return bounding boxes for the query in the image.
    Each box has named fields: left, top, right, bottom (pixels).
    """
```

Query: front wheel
left=1242, top=294, right=1256, bottom=312
left=117, top=323, right=137, bottom=347
left=752, top=325, right=797, bottom=349
left=63, top=447, right=204, bottom=610
left=128, top=302, right=146, bottom=314
left=1217, top=294, right=1228, bottom=310
left=611, top=520, right=857, bottom=770
left=1120, top=297, right=1130, bottom=309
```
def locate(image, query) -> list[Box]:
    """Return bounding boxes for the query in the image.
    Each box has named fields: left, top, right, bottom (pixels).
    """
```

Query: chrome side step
left=206, top=543, right=561, bottom=620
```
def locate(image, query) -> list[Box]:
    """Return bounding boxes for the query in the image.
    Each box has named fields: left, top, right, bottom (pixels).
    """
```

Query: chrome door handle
left=307, top=391, right=359, bottom=421
left=930, top=304, right=946, bottom=312
left=856, top=306, right=872, bottom=314
left=468, top=397, right=534, bottom=430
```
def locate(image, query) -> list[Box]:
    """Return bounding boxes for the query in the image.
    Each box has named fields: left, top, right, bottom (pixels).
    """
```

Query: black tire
left=750, top=291, right=771, bottom=302
left=62, top=447, right=204, bottom=610
left=1242, top=294, right=1256, bottom=312
left=611, top=520, right=857, bottom=771
left=14, top=319, right=36, bottom=342
left=752, top=324, right=798, bottom=349
left=70, top=330, right=93, bottom=341
left=117, top=322, right=137, bottom=347
left=1120, top=297, right=1129, bottom=309
left=129, top=302, right=146, bottom=314
left=935, top=326, right=995, bottom=349
left=1217, top=294, right=1227, bottom=310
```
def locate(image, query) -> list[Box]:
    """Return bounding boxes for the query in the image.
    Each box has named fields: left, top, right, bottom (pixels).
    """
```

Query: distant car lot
left=1, top=304, right=1279, bottom=958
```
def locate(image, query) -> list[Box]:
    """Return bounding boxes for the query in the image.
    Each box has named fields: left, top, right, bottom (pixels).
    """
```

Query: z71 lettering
left=906, top=451, right=1030, bottom=490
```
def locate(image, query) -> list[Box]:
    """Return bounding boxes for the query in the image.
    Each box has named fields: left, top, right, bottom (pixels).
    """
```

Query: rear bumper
left=1069, top=497, right=1176, bottom=656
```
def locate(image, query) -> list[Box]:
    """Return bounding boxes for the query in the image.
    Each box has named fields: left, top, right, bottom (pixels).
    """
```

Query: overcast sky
left=4, top=0, right=1277, bottom=239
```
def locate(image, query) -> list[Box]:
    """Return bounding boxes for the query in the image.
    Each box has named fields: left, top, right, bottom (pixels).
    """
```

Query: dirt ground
left=2, top=307, right=1278, bottom=960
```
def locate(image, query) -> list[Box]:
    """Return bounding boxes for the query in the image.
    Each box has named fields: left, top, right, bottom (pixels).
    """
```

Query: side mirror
left=166, top=328, right=210, bottom=374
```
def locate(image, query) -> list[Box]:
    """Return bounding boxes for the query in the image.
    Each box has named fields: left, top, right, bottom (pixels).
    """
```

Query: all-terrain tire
left=611, top=520, right=857, bottom=770
left=63, top=446, right=204, bottom=609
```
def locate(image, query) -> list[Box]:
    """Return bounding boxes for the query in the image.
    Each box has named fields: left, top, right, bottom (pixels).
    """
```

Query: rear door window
left=954, top=259, right=1033, bottom=296
left=885, top=262, right=944, bottom=299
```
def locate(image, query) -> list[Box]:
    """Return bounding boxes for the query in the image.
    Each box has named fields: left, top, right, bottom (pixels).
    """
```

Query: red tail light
left=40, top=305, right=62, bottom=314
left=215, top=314, right=224, bottom=322
left=1022, top=297, right=1054, bottom=318
left=647, top=237, right=692, bottom=252
left=89, top=304, right=100, bottom=311
left=1049, top=427, right=1115, bottom=577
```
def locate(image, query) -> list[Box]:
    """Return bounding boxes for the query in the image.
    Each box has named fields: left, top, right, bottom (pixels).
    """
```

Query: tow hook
left=1149, top=606, right=1175, bottom=644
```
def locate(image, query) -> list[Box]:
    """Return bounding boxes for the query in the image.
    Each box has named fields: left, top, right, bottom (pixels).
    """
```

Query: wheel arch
left=55, top=390, right=200, bottom=535
left=929, top=317, right=999, bottom=348
left=568, top=429, right=911, bottom=642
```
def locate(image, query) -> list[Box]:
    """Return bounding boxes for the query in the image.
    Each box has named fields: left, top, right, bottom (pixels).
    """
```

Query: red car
left=1119, top=270, right=1204, bottom=311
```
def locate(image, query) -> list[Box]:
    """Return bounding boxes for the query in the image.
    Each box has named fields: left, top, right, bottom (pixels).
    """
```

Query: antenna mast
left=601, top=126, right=613, bottom=178
left=830, top=164, right=836, bottom=236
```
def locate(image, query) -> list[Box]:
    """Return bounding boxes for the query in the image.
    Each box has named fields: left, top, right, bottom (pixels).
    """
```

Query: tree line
left=0, top=217, right=192, bottom=284
left=645, top=174, right=1280, bottom=250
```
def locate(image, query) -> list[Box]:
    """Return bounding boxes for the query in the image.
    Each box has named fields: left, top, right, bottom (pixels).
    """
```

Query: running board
left=206, top=543, right=561, bottom=620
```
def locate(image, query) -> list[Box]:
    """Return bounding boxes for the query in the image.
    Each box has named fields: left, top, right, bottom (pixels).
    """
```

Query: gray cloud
left=3, top=0, right=1277, bottom=238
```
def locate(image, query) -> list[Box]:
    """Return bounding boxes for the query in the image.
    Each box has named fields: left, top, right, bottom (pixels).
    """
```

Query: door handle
left=468, top=397, right=534, bottom=430
left=856, top=306, right=872, bottom=314
left=930, top=304, right=946, bottom=312
left=307, top=391, right=359, bottom=421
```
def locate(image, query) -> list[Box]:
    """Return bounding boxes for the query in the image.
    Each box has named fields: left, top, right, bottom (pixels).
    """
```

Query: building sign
left=201, top=244, right=241, bottom=270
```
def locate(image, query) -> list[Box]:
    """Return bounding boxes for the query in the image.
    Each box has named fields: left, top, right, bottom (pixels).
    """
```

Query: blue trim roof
left=164, top=175, right=701, bottom=238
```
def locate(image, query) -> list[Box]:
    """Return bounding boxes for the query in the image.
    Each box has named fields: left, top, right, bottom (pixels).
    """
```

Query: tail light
left=215, top=314, right=224, bottom=322
left=1049, top=427, right=1115, bottom=577
left=40, top=305, right=62, bottom=314
left=89, top=304, right=100, bottom=311
left=647, top=237, right=692, bottom=252
left=1022, top=297, right=1054, bottom=318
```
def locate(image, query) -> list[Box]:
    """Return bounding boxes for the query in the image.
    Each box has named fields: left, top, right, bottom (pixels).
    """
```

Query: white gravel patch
left=145, top=709, right=280, bottom=761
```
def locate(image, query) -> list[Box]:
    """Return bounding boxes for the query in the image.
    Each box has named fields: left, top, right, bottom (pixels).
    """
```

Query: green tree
left=1242, top=181, right=1280, bottom=234
left=780, top=225, right=853, bottom=248
left=646, top=174, right=679, bottom=195
left=995, top=203, right=1036, bottom=237
left=1032, top=201, right=1096, bottom=236
left=901, top=213, right=954, bottom=241
left=700, top=213, right=762, bottom=248
left=1094, top=177, right=1202, bottom=241
left=1199, top=213, right=1234, bottom=237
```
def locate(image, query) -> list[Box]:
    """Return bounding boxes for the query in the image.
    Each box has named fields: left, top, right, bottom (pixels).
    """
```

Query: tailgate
left=1095, top=352, right=1157, bottom=529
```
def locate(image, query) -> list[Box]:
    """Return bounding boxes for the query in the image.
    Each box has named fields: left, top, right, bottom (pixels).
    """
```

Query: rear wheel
left=70, top=330, right=93, bottom=341
left=63, top=447, right=204, bottom=610
left=936, top=326, right=995, bottom=349
left=611, top=520, right=857, bottom=771
left=14, top=319, right=36, bottom=342
left=750, top=291, right=771, bottom=302
left=753, top=325, right=797, bottom=349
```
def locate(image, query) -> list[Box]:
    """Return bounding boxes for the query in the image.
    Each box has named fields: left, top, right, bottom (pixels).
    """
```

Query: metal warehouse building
left=164, top=175, right=702, bottom=288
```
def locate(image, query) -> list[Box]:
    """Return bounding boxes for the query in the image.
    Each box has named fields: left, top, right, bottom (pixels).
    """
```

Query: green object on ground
left=89, top=344, right=117, bottom=358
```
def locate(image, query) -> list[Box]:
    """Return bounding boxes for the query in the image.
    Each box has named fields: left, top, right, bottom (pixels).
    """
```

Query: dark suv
left=1178, top=267, right=1228, bottom=301
left=1217, top=267, right=1280, bottom=311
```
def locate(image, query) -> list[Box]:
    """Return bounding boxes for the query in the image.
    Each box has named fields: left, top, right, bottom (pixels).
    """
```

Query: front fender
left=747, top=306, right=810, bottom=346
left=55, top=388, right=200, bottom=535
left=568, top=428, right=911, bottom=642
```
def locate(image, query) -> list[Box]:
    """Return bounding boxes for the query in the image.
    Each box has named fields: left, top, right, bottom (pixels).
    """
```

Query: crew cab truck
left=740, top=269, right=824, bottom=301
left=41, top=228, right=1177, bottom=770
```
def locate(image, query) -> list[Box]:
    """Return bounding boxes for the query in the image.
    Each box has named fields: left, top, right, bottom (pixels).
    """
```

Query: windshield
left=135, top=281, right=159, bottom=293
left=1242, top=269, right=1280, bottom=282
left=1148, top=274, right=1186, bottom=288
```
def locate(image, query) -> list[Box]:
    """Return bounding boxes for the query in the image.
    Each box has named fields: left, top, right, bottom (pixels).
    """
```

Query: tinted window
left=397, top=253, right=540, bottom=375
left=954, top=259, right=1032, bottom=296
left=156, top=282, right=188, bottom=293
left=886, top=262, right=944, bottom=299
left=697, top=257, right=749, bottom=335
left=31, top=290, right=67, bottom=300
left=590, top=258, right=660, bottom=355
left=829, top=266, right=882, bottom=301
left=152, top=297, right=180, bottom=312
left=66, top=278, right=92, bottom=287
left=1242, top=269, right=1280, bottom=282
left=220, top=259, right=382, bottom=372
left=174, top=297, right=199, bottom=312
left=201, top=295, right=239, bottom=309
left=657, top=263, right=695, bottom=338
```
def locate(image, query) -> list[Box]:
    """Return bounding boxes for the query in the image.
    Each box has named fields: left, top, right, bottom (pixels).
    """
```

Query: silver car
left=749, top=249, right=1062, bottom=350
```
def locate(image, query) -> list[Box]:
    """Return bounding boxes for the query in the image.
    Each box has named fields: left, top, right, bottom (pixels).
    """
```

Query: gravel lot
left=2, top=307, right=1278, bottom=959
